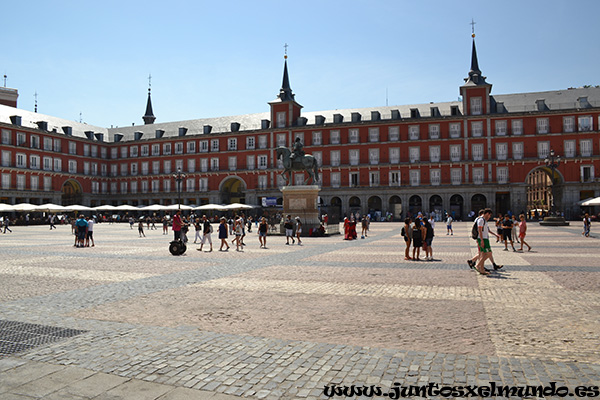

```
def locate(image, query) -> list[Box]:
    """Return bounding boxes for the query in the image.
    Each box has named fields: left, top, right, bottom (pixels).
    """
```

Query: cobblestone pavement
left=1, top=221, right=599, bottom=399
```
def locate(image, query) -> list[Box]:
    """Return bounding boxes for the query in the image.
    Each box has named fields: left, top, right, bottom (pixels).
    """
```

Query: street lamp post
left=172, top=167, right=186, bottom=210
left=540, top=149, right=569, bottom=226
left=168, top=167, right=188, bottom=255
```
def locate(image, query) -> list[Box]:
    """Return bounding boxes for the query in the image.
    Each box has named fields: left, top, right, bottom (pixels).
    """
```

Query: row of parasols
left=0, top=202, right=256, bottom=213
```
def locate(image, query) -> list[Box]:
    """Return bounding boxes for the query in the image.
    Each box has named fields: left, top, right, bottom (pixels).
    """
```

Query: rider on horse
left=290, top=137, right=305, bottom=164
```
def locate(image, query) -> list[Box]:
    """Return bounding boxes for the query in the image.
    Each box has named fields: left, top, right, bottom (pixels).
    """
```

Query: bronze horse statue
left=276, top=146, right=320, bottom=185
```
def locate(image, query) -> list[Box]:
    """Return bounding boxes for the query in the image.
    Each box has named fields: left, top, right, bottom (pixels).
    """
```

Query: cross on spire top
left=284, top=43, right=288, bottom=59
left=470, top=18, right=476, bottom=38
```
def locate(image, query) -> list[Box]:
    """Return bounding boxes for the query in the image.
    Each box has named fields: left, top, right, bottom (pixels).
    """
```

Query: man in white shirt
left=474, top=208, right=502, bottom=275
left=86, top=216, right=95, bottom=247
left=446, top=214, right=453, bottom=235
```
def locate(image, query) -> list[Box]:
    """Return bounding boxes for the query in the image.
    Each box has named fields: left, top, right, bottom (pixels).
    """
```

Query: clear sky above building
left=2, top=0, right=599, bottom=128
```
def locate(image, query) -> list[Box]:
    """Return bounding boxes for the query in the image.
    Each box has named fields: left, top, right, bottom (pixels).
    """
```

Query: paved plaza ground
left=0, top=220, right=598, bottom=399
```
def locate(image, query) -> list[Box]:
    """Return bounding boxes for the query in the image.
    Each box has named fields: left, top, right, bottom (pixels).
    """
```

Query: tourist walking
left=502, top=214, right=516, bottom=252
left=193, top=218, right=202, bottom=243
left=75, top=214, right=88, bottom=248
left=49, top=214, right=57, bottom=230
left=3, top=217, right=12, bottom=233
left=518, top=214, right=531, bottom=251
left=446, top=214, right=453, bottom=235
left=402, top=217, right=412, bottom=260
left=284, top=215, right=295, bottom=245
left=218, top=217, right=230, bottom=251
left=234, top=215, right=243, bottom=251
left=86, top=216, right=95, bottom=247
left=258, top=217, right=268, bottom=248
left=138, top=219, right=146, bottom=237
left=495, top=213, right=503, bottom=242
left=295, top=217, right=303, bottom=245
left=583, top=213, right=591, bottom=237
left=361, top=215, right=369, bottom=238
left=511, top=214, right=520, bottom=244
left=474, top=209, right=503, bottom=275
left=162, top=216, right=169, bottom=235
left=198, top=215, right=213, bottom=252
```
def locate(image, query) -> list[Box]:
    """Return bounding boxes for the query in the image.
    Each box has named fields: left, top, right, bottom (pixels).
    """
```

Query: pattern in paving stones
left=1, top=221, right=599, bottom=399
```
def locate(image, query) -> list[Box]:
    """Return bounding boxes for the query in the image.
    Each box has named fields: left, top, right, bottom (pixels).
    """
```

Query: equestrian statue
left=276, top=138, right=320, bottom=185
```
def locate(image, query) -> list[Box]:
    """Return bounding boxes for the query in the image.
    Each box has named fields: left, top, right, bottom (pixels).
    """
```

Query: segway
left=169, top=239, right=187, bottom=256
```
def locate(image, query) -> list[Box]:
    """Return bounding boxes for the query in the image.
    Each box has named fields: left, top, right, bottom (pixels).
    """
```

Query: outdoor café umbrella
left=164, top=204, right=193, bottom=210
left=222, top=203, right=254, bottom=210
left=193, top=204, right=227, bottom=211
left=114, top=204, right=141, bottom=211
left=94, top=205, right=118, bottom=211
left=34, top=203, right=68, bottom=212
left=0, top=203, right=15, bottom=212
left=139, top=204, right=167, bottom=211
left=11, top=203, right=38, bottom=212
left=65, top=204, right=95, bottom=212
left=581, top=196, right=600, bottom=206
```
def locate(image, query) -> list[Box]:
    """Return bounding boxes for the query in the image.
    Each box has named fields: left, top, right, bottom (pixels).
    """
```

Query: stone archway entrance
left=526, top=167, right=561, bottom=214
left=61, top=179, right=82, bottom=205
left=220, top=177, right=246, bottom=204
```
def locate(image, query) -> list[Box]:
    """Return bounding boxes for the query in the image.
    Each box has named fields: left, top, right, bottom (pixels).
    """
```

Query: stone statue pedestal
left=281, top=185, right=323, bottom=236
left=539, top=216, right=570, bottom=226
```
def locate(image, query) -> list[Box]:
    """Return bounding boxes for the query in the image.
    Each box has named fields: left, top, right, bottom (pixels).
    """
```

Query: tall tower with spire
left=143, top=74, right=156, bottom=125
left=460, top=23, right=492, bottom=116
left=269, top=44, right=302, bottom=129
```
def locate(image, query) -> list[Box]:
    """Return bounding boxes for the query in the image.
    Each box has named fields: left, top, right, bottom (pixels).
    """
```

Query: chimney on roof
left=134, top=131, right=144, bottom=141
left=178, top=127, right=188, bottom=136
left=155, top=129, right=165, bottom=139
left=62, top=126, right=73, bottom=136
left=9, top=115, right=21, bottom=126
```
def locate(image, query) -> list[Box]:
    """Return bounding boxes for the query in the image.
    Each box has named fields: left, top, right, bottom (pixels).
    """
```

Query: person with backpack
left=471, top=208, right=503, bottom=275
left=402, top=217, right=412, bottom=260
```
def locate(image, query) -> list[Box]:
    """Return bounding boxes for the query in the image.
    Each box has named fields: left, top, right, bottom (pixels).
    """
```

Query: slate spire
left=143, top=75, right=156, bottom=125
left=277, top=53, right=295, bottom=102
left=464, top=37, right=488, bottom=86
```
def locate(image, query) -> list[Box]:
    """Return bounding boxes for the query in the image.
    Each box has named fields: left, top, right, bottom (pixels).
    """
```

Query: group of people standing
left=401, top=213, right=435, bottom=261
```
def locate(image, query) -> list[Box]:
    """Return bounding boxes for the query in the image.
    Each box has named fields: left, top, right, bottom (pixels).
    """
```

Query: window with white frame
left=409, top=146, right=420, bottom=163
left=141, top=162, right=149, bottom=175
left=369, top=171, right=380, bottom=187
left=16, top=132, right=25, bottom=146
left=470, top=97, right=482, bottom=115
left=120, top=146, right=128, bottom=158
left=512, top=119, right=523, bottom=135
left=389, top=148, right=400, bottom=164
left=111, top=148, right=118, bottom=159
left=409, top=170, right=420, bottom=186
left=512, top=142, right=524, bottom=160
left=152, top=144, right=160, bottom=155
left=30, top=135, right=39, bottom=149
left=120, top=181, right=127, bottom=194
left=1, top=130, right=11, bottom=145
left=330, top=172, right=341, bottom=188
left=186, top=178, right=195, bottom=192
left=91, top=181, right=99, bottom=194
left=537, top=141, right=550, bottom=159
left=429, top=124, right=440, bottom=139
left=429, top=146, right=441, bottom=163
left=471, top=121, right=483, bottom=137
left=368, top=127, right=379, bottom=142
left=16, top=175, right=25, bottom=190
left=200, top=158, right=208, bottom=172
left=258, top=135, right=268, bottom=149
left=29, top=155, right=40, bottom=170
left=130, top=163, right=138, bottom=175
left=581, top=165, right=595, bottom=183
left=83, top=144, right=90, bottom=156
left=430, top=169, right=441, bottom=186
left=496, top=143, right=508, bottom=160
left=580, top=139, right=593, bottom=157
left=389, top=171, right=401, bottom=186
left=91, top=163, right=97, bottom=176
left=564, top=140, right=576, bottom=158
left=368, top=148, right=379, bottom=165
left=349, top=149, right=360, bottom=165
left=199, top=177, right=208, bottom=192
left=187, top=141, right=196, bottom=154
left=312, top=131, right=322, bottom=145
left=152, top=180, right=160, bottom=193
left=100, top=182, right=107, bottom=194
left=473, top=167, right=484, bottom=185
left=69, top=141, right=77, bottom=155
left=210, top=139, right=219, bottom=152
left=497, top=167, right=508, bottom=184
left=450, top=144, right=461, bottom=162
left=563, top=116, right=575, bottom=133
left=388, top=126, right=399, bottom=141
left=1, top=150, right=10, bottom=167
left=449, top=122, right=461, bottom=138
left=1, top=173, right=10, bottom=189
left=188, top=158, right=196, bottom=173
left=43, top=137, right=52, bottom=150
left=99, top=147, right=105, bottom=158
left=408, top=125, right=420, bottom=140
left=246, top=155, right=255, bottom=170
left=141, top=181, right=148, bottom=193
left=43, top=156, right=52, bottom=171
left=257, top=175, right=267, bottom=190
left=174, top=159, right=183, bottom=172
left=349, top=172, right=359, bottom=187
left=228, top=156, right=237, bottom=171
left=246, top=136, right=255, bottom=150
left=258, top=155, right=268, bottom=169
left=276, top=133, right=286, bottom=147
left=152, top=161, right=160, bottom=174
left=495, top=120, right=507, bottom=136
left=83, top=162, right=89, bottom=175
left=69, top=160, right=78, bottom=173
left=16, top=153, right=26, bottom=168
left=228, top=138, right=237, bottom=151
left=200, top=140, right=209, bottom=153
left=536, top=118, right=549, bottom=134
left=210, top=158, right=219, bottom=171
left=141, top=145, right=149, bottom=156
left=313, top=151, right=322, bottom=167
left=578, top=116, right=592, bottom=132
left=451, top=168, right=462, bottom=185
left=163, top=179, right=171, bottom=192
left=164, top=160, right=171, bottom=174
left=163, top=143, right=172, bottom=155
left=472, top=143, right=484, bottom=161
left=330, top=150, right=340, bottom=166
left=130, top=181, right=137, bottom=194
left=110, top=164, right=118, bottom=176
left=276, top=111, right=286, bottom=128
left=44, top=176, right=52, bottom=191
left=120, top=163, right=127, bottom=176
left=130, top=146, right=138, bottom=157
left=92, top=145, right=98, bottom=157
left=349, top=128, right=359, bottom=143
left=330, top=130, right=340, bottom=144
left=53, top=158, right=62, bottom=172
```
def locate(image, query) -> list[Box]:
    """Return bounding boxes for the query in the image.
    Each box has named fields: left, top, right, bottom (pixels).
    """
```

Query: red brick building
left=1, top=39, right=599, bottom=220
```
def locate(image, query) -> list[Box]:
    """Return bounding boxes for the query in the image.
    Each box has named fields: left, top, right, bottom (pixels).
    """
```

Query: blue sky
left=3, top=0, right=598, bottom=128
